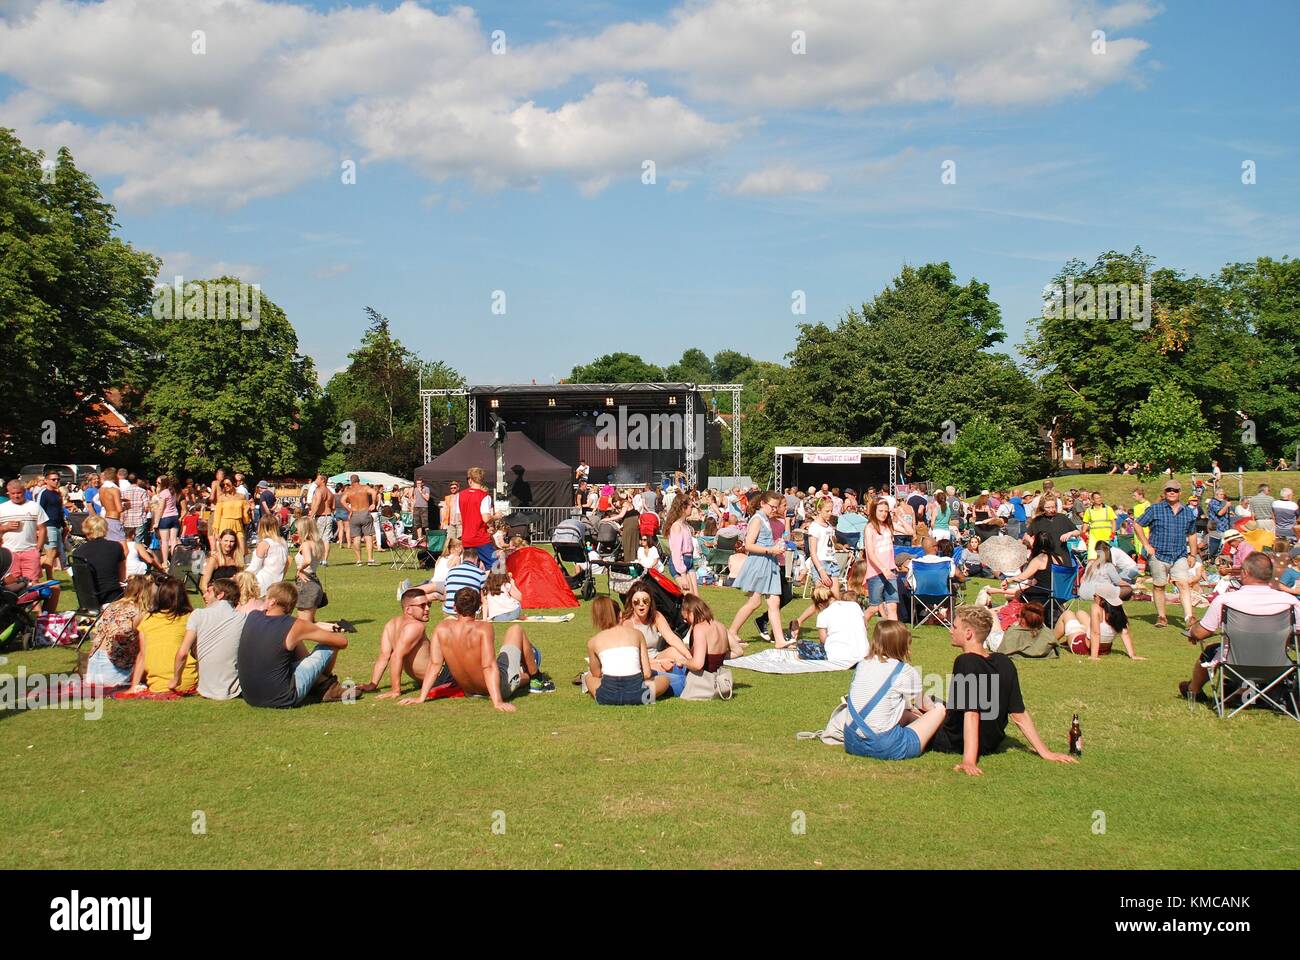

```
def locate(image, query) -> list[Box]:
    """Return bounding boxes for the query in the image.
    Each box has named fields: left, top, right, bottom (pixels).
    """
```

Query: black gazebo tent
left=414, top=431, right=571, bottom=513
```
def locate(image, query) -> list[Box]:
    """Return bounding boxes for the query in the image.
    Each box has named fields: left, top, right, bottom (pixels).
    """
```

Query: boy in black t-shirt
left=931, top=605, right=1078, bottom=776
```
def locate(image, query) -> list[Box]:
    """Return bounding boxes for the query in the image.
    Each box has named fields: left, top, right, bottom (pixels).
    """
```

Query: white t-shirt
left=1111, top=547, right=1138, bottom=577
left=849, top=657, right=922, bottom=733
left=807, top=520, right=835, bottom=564
left=815, top=600, right=869, bottom=664
left=431, top=556, right=456, bottom=585
left=0, top=499, right=47, bottom=551
left=636, top=546, right=662, bottom=571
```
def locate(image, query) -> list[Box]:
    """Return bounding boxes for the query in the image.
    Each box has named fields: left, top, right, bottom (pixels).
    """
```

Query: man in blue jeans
left=237, top=581, right=354, bottom=707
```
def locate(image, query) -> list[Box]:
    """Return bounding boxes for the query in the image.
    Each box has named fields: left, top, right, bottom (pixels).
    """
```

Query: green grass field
left=2, top=555, right=1297, bottom=870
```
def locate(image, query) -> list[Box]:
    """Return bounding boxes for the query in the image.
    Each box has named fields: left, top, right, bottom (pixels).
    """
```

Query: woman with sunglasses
left=200, top=529, right=244, bottom=593
left=619, top=581, right=683, bottom=658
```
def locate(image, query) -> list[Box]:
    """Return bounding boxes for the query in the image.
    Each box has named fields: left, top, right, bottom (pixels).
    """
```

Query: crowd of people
left=4, top=458, right=1298, bottom=778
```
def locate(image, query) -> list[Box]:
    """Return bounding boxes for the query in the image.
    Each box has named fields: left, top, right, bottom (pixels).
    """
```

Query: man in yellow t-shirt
left=1130, top=487, right=1151, bottom=551
left=1082, top=492, right=1117, bottom=559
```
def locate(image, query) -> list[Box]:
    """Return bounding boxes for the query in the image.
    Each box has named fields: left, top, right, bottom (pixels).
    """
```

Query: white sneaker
left=396, top=578, right=411, bottom=601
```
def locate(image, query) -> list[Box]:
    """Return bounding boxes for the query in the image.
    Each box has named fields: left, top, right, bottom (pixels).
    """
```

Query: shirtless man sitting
left=342, top=474, right=377, bottom=566
left=356, top=589, right=433, bottom=696
left=399, top=587, right=553, bottom=710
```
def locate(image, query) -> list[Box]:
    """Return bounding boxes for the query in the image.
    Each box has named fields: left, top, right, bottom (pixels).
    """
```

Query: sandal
left=1154, top=618, right=1168, bottom=628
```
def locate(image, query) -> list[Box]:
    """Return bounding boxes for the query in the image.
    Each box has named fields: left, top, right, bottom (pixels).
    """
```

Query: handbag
left=680, top=665, right=734, bottom=701
left=796, top=638, right=827, bottom=660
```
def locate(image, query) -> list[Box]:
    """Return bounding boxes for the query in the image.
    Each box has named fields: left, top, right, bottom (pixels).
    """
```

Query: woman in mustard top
left=214, top=477, right=250, bottom=555
left=130, top=576, right=198, bottom=693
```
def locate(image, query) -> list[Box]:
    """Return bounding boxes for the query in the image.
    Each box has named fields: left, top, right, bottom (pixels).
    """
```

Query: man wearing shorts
left=457, top=468, right=495, bottom=568
left=236, top=582, right=353, bottom=707
left=411, top=479, right=430, bottom=541
left=357, top=589, right=434, bottom=696
left=37, top=471, right=67, bottom=574
left=0, top=479, right=60, bottom=612
left=98, top=467, right=125, bottom=543
left=343, top=474, right=378, bottom=565
left=400, top=587, right=553, bottom=709
left=309, top=473, right=335, bottom=565
left=1132, top=480, right=1200, bottom=628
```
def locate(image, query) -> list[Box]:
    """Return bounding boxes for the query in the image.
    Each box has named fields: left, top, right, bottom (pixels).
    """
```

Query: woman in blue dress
left=727, top=491, right=790, bottom=649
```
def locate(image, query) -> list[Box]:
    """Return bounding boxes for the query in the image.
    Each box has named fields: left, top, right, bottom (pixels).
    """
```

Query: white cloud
left=156, top=252, right=262, bottom=283
left=0, top=0, right=1157, bottom=207
left=727, top=164, right=830, bottom=196
left=312, top=263, right=351, bottom=280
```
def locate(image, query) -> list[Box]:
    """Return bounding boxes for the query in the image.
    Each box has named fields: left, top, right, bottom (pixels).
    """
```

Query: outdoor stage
left=421, top=382, right=742, bottom=490
left=774, top=445, right=907, bottom=494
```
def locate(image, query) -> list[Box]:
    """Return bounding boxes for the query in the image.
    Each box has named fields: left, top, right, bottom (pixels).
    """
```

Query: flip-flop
left=1154, top=618, right=1169, bottom=628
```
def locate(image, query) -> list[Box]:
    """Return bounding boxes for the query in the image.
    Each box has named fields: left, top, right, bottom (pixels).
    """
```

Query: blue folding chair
left=910, top=558, right=954, bottom=625
left=1045, top=559, right=1080, bottom=628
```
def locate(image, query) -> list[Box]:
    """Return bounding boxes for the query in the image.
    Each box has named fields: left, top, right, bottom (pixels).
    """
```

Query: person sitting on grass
left=482, top=571, right=523, bottom=622
left=233, top=571, right=270, bottom=613
left=1180, top=553, right=1300, bottom=702
left=357, top=588, right=433, bottom=697
left=930, top=604, right=1078, bottom=777
left=844, top=620, right=947, bottom=761
left=171, top=577, right=246, bottom=699
left=1054, top=586, right=1145, bottom=661
left=803, top=584, right=869, bottom=665
left=620, top=580, right=685, bottom=657
left=236, top=581, right=353, bottom=707
left=400, top=587, right=553, bottom=710
left=130, top=575, right=198, bottom=694
left=82, top=574, right=151, bottom=687
left=581, top=596, right=669, bottom=706
left=995, top=601, right=1061, bottom=658
left=646, top=594, right=732, bottom=698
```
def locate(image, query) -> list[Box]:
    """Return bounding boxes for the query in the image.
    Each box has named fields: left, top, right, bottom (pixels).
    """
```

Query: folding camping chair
left=421, top=529, right=448, bottom=569
left=168, top=543, right=205, bottom=594
left=388, top=530, right=421, bottom=570
left=802, top=547, right=854, bottom=598
left=68, top=558, right=105, bottom=650
left=707, top=534, right=738, bottom=582
left=910, top=557, right=955, bottom=626
left=1045, top=559, right=1081, bottom=628
left=1208, top=607, right=1299, bottom=721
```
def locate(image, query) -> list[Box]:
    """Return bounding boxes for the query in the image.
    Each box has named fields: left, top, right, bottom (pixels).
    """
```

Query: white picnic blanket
left=724, top=648, right=855, bottom=674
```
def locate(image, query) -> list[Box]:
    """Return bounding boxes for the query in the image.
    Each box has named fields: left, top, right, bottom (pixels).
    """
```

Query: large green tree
left=568, top=352, right=665, bottom=383
left=1118, top=383, right=1218, bottom=475
left=140, top=280, right=318, bottom=475
left=760, top=263, right=1043, bottom=482
left=0, top=130, right=159, bottom=470
left=324, top=309, right=465, bottom=475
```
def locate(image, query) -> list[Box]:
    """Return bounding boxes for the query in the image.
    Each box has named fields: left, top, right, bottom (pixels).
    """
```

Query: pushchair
left=643, top=568, right=688, bottom=638
left=552, top=515, right=596, bottom=600
left=594, top=518, right=622, bottom=563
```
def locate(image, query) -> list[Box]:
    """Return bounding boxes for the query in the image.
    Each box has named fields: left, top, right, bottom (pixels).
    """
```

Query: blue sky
left=2, top=0, right=1296, bottom=384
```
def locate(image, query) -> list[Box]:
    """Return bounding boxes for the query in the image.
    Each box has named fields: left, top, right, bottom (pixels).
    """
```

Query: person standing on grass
left=411, top=478, right=430, bottom=542
left=862, top=498, right=899, bottom=623
left=400, top=587, right=553, bottom=709
left=458, top=467, right=496, bottom=568
left=356, top=588, right=434, bottom=696
left=37, top=471, right=66, bottom=576
left=930, top=605, right=1078, bottom=777
left=0, top=479, right=58, bottom=611
left=342, top=474, right=378, bottom=566
left=309, top=473, right=334, bottom=566
left=98, top=467, right=125, bottom=543
left=727, top=491, right=787, bottom=650
left=1131, top=479, right=1200, bottom=629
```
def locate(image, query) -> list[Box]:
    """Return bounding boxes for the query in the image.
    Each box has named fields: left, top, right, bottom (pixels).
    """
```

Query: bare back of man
left=343, top=478, right=377, bottom=564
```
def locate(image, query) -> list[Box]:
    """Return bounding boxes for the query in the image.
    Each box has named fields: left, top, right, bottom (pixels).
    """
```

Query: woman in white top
left=636, top=536, right=663, bottom=573
left=810, top=584, right=869, bottom=665
left=843, top=621, right=946, bottom=761
left=124, top=539, right=160, bottom=578
left=806, top=497, right=839, bottom=593
left=482, top=572, right=523, bottom=622
left=246, top=514, right=288, bottom=595
left=583, top=597, right=669, bottom=705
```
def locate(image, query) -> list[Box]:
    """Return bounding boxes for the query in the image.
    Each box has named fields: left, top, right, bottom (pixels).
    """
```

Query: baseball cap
left=258, top=480, right=270, bottom=489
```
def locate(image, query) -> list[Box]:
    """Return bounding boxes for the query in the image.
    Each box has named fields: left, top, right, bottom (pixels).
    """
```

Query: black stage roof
left=469, top=383, right=701, bottom=395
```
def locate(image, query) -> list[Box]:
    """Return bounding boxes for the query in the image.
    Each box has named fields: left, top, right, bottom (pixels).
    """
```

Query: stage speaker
left=441, top=423, right=458, bottom=449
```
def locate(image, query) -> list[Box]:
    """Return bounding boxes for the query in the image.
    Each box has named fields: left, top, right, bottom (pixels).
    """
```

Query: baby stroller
left=643, top=568, right=688, bottom=638
left=0, top=547, right=67, bottom=650
left=552, top=515, right=596, bottom=600
left=594, top=518, right=623, bottom=563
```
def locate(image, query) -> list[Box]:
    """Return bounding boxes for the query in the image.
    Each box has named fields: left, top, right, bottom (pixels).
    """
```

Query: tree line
left=4, top=128, right=1296, bottom=487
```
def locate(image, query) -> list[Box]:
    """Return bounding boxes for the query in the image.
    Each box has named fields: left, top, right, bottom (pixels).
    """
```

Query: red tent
left=506, top=546, right=579, bottom=608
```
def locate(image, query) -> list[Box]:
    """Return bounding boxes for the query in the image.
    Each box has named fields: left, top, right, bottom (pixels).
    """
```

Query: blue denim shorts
left=669, top=554, right=695, bottom=576
left=844, top=723, right=922, bottom=760
left=293, top=646, right=335, bottom=703
left=596, top=673, right=649, bottom=706
left=867, top=574, right=899, bottom=605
